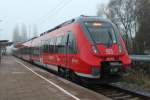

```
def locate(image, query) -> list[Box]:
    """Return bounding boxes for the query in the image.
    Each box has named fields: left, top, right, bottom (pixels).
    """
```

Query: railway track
left=85, top=83, right=150, bottom=100
left=40, top=65, right=150, bottom=100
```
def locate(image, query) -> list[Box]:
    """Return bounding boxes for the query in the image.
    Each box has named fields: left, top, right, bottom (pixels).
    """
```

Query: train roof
left=77, top=15, right=111, bottom=22
left=24, top=15, right=112, bottom=43
left=42, top=15, right=111, bottom=36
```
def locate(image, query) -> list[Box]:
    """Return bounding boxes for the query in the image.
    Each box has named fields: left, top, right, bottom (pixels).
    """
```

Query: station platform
left=0, top=56, right=111, bottom=100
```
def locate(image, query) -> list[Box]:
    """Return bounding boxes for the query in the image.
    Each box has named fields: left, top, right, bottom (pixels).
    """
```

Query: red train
left=13, top=16, right=131, bottom=83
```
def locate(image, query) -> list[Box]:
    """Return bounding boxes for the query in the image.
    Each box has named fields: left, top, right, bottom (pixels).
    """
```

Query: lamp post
left=0, top=20, right=2, bottom=63
left=0, top=46, right=1, bottom=63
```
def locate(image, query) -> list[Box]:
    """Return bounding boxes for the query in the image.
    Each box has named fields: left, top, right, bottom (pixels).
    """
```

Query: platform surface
left=0, top=56, right=111, bottom=100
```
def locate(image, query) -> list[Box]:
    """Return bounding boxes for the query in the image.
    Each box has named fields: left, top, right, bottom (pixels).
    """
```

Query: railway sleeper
left=113, top=95, right=135, bottom=100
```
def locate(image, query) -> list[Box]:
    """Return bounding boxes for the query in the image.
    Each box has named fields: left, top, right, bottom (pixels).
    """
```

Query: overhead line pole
left=0, top=20, right=2, bottom=64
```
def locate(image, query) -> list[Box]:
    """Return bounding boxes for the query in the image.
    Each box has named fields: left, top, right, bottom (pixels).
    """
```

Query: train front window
left=84, top=21, right=117, bottom=45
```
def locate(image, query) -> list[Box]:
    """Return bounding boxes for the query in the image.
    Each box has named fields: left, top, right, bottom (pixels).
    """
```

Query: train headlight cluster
left=118, top=44, right=124, bottom=54
left=92, top=67, right=100, bottom=77
left=91, top=46, right=99, bottom=55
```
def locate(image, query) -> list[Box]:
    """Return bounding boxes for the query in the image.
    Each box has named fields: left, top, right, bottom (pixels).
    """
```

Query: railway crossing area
left=0, top=56, right=111, bottom=100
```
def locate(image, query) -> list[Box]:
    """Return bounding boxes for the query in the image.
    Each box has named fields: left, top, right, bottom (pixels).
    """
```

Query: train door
left=42, top=40, right=49, bottom=65
left=29, top=40, right=33, bottom=61
left=58, top=32, right=78, bottom=78
left=59, top=33, right=69, bottom=68
left=58, top=34, right=68, bottom=67
left=40, top=40, right=44, bottom=64
left=66, top=32, right=78, bottom=69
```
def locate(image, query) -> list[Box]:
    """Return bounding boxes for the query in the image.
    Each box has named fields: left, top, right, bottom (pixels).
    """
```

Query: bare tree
left=99, top=0, right=138, bottom=53
left=99, top=0, right=150, bottom=54
left=135, top=0, right=150, bottom=54
left=33, top=24, right=38, bottom=37
left=21, top=23, right=28, bottom=41
left=12, top=25, right=21, bottom=43
left=97, top=3, right=107, bottom=18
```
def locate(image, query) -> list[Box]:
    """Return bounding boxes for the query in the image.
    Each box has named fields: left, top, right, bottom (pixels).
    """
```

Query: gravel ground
left=111, top=81, right=150, bottom=97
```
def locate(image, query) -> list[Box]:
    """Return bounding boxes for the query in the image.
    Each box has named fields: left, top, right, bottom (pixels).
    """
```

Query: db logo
left=106, top=49, right=113, bottom=54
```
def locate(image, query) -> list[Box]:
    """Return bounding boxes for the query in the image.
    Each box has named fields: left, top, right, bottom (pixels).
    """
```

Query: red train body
left=13, top=16, right=131, bottom=83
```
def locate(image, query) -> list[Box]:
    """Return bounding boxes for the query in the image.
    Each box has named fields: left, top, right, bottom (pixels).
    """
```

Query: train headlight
left=92, top=67, right=100, bottom=77
left=118, top=44, right=124, bottom=54
left=91, top=46, right=99, bottom=55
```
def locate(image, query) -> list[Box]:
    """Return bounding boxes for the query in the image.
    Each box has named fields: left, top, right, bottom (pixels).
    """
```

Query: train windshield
left=84, top=21, right=118, bottom=45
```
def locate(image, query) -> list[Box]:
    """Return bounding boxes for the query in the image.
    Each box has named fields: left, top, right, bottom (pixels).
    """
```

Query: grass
left=122, top=67, right=150, bottom=91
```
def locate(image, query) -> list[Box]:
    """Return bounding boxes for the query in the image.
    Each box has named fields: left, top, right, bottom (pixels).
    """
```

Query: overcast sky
left=0, top=0, right=109, bottom=41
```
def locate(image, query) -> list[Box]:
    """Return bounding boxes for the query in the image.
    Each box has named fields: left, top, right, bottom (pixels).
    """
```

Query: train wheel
left=30, top=59, right=34, bottom=64
left=58, top=67, right=65, bottom=77
left=63, top=69, right=70, bottom=80
left=64, top=70, right=80, bottom=83
left=58, top=67, right=83, bottom=84
left=58, top=67, right=70, bottom=79
left=70, top=71, right=81, bottom=84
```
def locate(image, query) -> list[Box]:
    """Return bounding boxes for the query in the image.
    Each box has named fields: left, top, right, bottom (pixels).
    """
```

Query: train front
left=79, top=16, right=131, bottom=81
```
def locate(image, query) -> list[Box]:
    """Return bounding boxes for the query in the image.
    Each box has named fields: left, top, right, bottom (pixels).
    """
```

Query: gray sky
left=0, top=0, right=109, bottom=41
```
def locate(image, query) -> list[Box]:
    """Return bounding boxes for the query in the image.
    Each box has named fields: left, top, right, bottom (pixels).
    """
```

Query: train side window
left=33, top=46, right=39, bottom=56
left=49, top=38, right=54, bottom=54
left=39, top=41, right=43, bottom=54
left=59, top=34, right=68, bottom=54
left=67, top=32, right=77, bottom=54
left=38, top=47, right=40, bottom=55
left=38, top=46, right=41, bottom=55
left=55, top=37, right=58, bottom=53
left=43, top=40, right=49, bottom=53
left=56, top=36, right=63, bottom=54
left=53, top=37, right=57, bottom=54
left=49, top=38, right=52, bottom=53
left=56, top=36, right=62, bottom=45
left=49, top=37, right=56, bottom=54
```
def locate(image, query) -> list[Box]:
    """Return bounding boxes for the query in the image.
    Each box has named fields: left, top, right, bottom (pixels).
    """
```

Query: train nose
left=101, top=61, right=123, bottom=78
left=95, top=44, right=123, bottom=57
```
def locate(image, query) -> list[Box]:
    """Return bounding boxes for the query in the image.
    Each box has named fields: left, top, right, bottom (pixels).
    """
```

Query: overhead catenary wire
left=33, top=0, right=73, bottom=25
left=33, top=0, right=64, bottom=24
left=31, top=0, right=73, bottom=36
left=39, top=0, right=73, bottom=25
